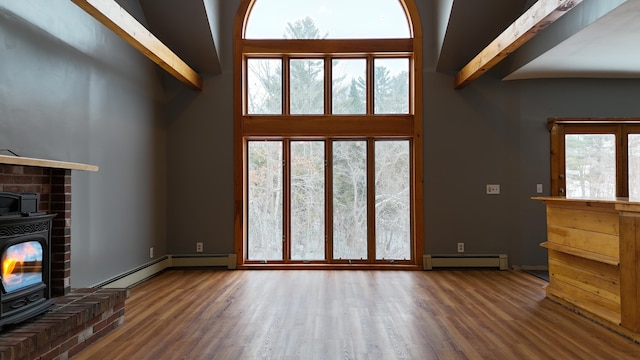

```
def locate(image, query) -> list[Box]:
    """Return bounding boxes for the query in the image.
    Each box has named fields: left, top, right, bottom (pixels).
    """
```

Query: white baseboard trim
left=97, top=254, right=237, bottom=289
left=98, top=256, right=171, bottom=289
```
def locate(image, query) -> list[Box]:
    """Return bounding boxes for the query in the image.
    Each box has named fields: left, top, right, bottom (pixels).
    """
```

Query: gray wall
left=165, top=0, right=235, bottom=256
left=0, top=0, right=167, bottom=287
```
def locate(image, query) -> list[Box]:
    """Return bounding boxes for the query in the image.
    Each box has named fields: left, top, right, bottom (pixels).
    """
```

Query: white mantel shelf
left=0, top=154, right=99, bottom=172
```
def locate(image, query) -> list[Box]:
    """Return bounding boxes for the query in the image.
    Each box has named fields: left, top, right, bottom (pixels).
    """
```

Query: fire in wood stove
left=0, top=192, right=55, bottom=328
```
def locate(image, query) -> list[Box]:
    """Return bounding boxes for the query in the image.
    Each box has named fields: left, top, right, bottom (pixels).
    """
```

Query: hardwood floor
left=73, top=270, right=640, bottom=359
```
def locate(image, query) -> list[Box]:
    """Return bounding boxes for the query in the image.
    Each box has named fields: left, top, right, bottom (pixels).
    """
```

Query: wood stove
left=0, top=192, right=55, bottom=328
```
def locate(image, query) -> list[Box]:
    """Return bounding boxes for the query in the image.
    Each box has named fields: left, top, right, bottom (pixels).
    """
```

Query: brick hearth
left=0, top=164, right=127, bottom=359
left=0, top=288, right=127, bottom=360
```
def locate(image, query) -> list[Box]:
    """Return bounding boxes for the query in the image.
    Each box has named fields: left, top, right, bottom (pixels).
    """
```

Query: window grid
left=245, top=138, right=413, bottom=264
left=245, top=55, right=413, bottom=116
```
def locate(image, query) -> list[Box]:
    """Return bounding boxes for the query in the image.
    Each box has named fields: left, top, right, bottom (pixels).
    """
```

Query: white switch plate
left=486, top=184, right=500, bottom=194
left=536, top=183, right=543, bottom=193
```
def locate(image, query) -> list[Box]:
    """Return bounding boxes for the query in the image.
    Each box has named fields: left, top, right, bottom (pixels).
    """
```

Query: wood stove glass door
left=1, top=238, right=44, bottom=293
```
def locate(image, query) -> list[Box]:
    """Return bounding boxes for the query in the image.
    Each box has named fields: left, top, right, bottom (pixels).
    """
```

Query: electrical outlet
left=486, top=184, right=500, bottom=194
left=457, top=242, right=464, bottom=253
left=536, top=183, right=543, bottom=193
left=149, top=247, right=154, bottom=258
left=196, top=242, right=203, bottom=253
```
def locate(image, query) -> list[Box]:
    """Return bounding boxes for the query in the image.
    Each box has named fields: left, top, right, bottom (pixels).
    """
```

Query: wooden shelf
left=541, top=241, right=619, bottom=266
left=0, top=154, right=98, bottom=172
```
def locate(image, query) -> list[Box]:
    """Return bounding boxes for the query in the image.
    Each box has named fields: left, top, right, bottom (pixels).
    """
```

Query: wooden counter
left=534, top=196, right=640, bottom=340
left=0, top=154, right=98, bottom=172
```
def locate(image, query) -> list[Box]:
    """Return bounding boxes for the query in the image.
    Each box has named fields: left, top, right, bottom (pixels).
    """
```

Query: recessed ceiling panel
left=505, top=0, right=640, bottom=80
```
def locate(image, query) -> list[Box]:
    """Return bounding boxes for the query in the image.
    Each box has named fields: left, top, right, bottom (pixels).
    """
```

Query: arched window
left=234, top=0, right=423, bottom=268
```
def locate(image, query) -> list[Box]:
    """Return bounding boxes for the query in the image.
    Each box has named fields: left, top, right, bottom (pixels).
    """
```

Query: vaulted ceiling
left=105, top=0, right=640, bottom=89
left=437, top=0, right=640, bottom=84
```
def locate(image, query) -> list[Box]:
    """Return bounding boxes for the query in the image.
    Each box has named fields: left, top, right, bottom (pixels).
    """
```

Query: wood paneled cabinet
left=535, top=197, right=640, bottom=341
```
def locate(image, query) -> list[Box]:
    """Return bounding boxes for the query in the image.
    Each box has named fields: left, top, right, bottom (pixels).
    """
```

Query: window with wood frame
left=233, top=0, right=423, bottom=268
left=550, top=118, right=640, bottom=199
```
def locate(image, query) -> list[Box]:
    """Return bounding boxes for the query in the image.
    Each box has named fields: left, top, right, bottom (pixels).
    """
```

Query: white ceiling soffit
left=505, top=0, right=640, bottom=80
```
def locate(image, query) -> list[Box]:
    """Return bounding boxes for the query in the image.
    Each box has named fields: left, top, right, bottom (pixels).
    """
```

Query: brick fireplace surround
left=0, top=164, right=127, bottom=360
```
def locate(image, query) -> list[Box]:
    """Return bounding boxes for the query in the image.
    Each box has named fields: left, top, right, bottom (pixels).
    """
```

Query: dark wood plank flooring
left=73, top=270, right=640, bottom=359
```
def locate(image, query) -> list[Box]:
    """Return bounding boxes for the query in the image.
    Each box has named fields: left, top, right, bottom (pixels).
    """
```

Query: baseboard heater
left=423, top=254, right=508, bottom=270
left=171, top=254, right=237, bottom=269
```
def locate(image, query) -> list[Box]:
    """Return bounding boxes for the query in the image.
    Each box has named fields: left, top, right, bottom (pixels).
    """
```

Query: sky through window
left=245, top=0, right=411, bottom=39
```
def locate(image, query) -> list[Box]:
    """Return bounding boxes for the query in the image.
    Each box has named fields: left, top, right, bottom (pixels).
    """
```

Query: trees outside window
left=564, top=134, right=616, bottom=198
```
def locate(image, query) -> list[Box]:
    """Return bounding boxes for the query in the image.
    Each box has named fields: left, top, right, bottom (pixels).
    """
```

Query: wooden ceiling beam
left=454, top=0, right=583, bottom=89
left=71, top=0, right=203, bottom=91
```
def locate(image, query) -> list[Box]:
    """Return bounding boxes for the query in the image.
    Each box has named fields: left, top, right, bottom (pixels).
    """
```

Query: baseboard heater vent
left=171, top=254, right=237, bottom=269
left=423, top=254, right=508, bottom=270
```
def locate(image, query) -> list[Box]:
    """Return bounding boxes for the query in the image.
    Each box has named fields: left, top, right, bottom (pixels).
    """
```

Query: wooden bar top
left=533, top=196, right=634, bottom=203
left=533, top=196, right=640, bottom=212
left=0, top=154, right=99, bottom=172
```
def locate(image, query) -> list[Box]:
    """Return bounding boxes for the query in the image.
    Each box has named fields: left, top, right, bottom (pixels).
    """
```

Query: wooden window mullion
left=366, top=55, right=374, bottom=115
left=367, top=138, right=376, bottom=263
left=549, top=122, right=563, bottom=196
left=326, top=140, right=334, bottom=262
left=617, top=126, right=626, bottom=197
left=283, top=56, right=290, bottom=115
left=325, top=56, right=331, bottom=115
left=283, top=139, right=291, bottom=262
left=242, top=55, right=248, bottom=115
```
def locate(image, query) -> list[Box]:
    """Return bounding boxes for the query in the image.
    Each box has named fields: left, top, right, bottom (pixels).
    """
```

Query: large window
left=234, top=0, right=423, bottom=268
left=550, top=119, right=640, bottom=199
